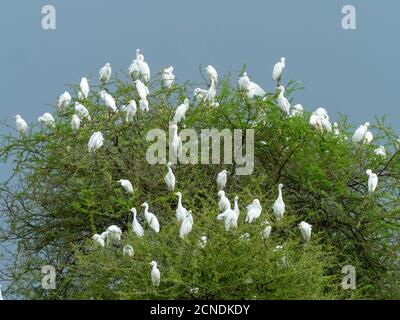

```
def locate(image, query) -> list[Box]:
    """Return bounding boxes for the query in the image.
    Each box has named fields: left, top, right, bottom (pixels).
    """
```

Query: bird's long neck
left=278, top=187, right=282, bottom=199
left=177, top=195, right=182, bottom=207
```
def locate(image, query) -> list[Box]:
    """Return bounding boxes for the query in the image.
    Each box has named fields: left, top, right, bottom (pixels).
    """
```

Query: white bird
left=198, top=234, right=207, bottom=248
left=125, top=100, right=137, bottom=123
left=218, top=190, right=231, bottom=212
left=105, top=225, right=122, bottom=246
left=206, top=65, right=218, bottom=84
left=233, top=196, right=240, bottom=218
left=162, top=66, right=175, bottom=89
left=298, top=221, right=312, bottom=242
left=170, top=124, right=182, bottom=159
left=164, top=162, right=176, bottom=191
left=223, top=196, right=240, bottom=231
left=216, top=170, right=228, bottom=190
left=150, top=261, right=160, bottom=287
left=374, top=146, right=386, bottom=157
left=0, top=284, right=3, bottom=300
left=99, top=90, right=117, bottom=112
left=313, top=107, right=329, bottom=120
left=366, top=169, right=378, bottom=194
left=118, top=179, right=133, bottom=195
left=136, top=49, right=151, bottom=83
left=352, top=122, right=370, bottom=143
left=321, top=118, right=332, bottom=133
left=87, top=131, right=104, bottom=153
left=75, top=102, right=91, bottom=121
left=142, top=202, right=160, bottom=233
left=123, top=244, right=134, bottom=257
left=238, top=72, right=265, bottom=98
left=245, top=199, right=262, bottom=223
left=272, top=57, right=286, bottom=82
left=38, top=113, right=55, bottom=128
left=262, top=220, right=272, bottom=240
left=15, top=115, right=28, bottom=135
left=205, top=79, right=217, bottom=103
left=277, top=86, right=290, bottom=115
left=194, top=88, right=207, bottom=101
left=290, top=104, right=304, bottom=117
left=309, top=114, right=323, bottom=131
left=364, top=131, right=373, bottom=144
left=180, top=210, right=194, bottom=238
left=131, top=208, right=144, bottom=237
left=80, top=77, right=90, bottom=99
left=273, top=184, right=285, bottom=221
left=139, top=98, right=149, bottom=112
left=57, top=91, right=72, bottom=110
left=175, top=192, right=188, bottom=222
left=92, top=234, right=105, bottom=247
left=173, top=99, right=189, bottom=124
left=333, top=122, right=340, bottom=136
left=99, top=63, right=112, bottom=86
left=134, top=79, right=150, bottom=100
left=71, top=115, right=81, bottom=133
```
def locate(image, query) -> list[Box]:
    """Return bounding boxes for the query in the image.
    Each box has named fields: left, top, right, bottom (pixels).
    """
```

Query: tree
left=0, top=69, right=399, bottom=300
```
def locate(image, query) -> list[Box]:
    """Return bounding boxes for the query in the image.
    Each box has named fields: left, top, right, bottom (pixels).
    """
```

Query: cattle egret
left=366, top=169, right=378, bottom=194
left=273, top=184, right=285, bottom=221
left=128, top=58, right=140, bottom=80
left=198, top=234, right=207, bottom=248
left=175, top=192, right=188, bottom=222
left=139, top=98, right=149, bottom=112
left=216, top=170, right=228, bottom=190
left=75, top=102, right=91, bottom=121
left=352, top=122, right=369, bottom=143
left=173, top=99, right=189, bottom=124
left=92, top=234, right=105, bottom=247
left=374, top=146, right=386, bottom=157
left=135, top=49, right=151, bottom=83
left=170, top=124, right=182, bottom=159
left=142, top=202, right=160, bottom=233
left=298, top=221, right=312, bottom=242
left=245, top=199, right=262, bottom=223
left=99, top=63, right=112, bottom=85
left=262, top=220, right=272, bottom=240
left=99, top=90, right=117, bottom=112
left=164, top=162, right=176, bottom=191
left=290, top=104, right=303, bottom=117
left=162, top=66, right=175, bottom=89
left=238, top=72, right=265, bottom=98
left=217, top=208, right=237, bottom=231
left=205, top=79, right=217, bottom=103
left=125, top=100, right=137, bottom=123
left=105, top=225, right=122, bottom=246
left=364, top=131, right=373, bottom=144
left=118, top=179, right=133, bottom=195
left=130, top=208, right=144, bottom=237
left=88, top=132, right=104, bottom=153
left=150, top=261, right=160, bottom=287
left=321, top=118, right=332, bottom=133
left=38, top=113, right=55, bottom=128
left=58, top=91, right=72, bottom=110
left=180, top=210, right=194, bottom=238
left=194, top=88, right=207, bottom=101
left=218, top=190, right=231, bottom=212
left=134, top=79, right=150, bottom=100
left=80, top=77, right=90, bottom=99
left=233, top=196, right=240, bottom=218
left=313, top=107, right=328, bottom=120
left=123, top=244, right=134, bottom=257
left=333, top=122, right=340, bottom=136
left=71, top=115, right=81, bottom=134
left=206, top=65, right=218, bottom=84
left=272, top=57, right=286, bottom=83
left=309, top=114, right=323, bottom=131
left=277, top=86, right=290, bottom=115
left=15, top=115, right=28, bottom=135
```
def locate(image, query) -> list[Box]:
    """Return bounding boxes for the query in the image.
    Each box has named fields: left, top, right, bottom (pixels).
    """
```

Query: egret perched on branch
left=277, top=86, right=290, bottom=115
left=352, top=122, right=369, bottom=143
left=273, top=184, right=285, bottom=221
left=272, top=57, right=286, bottom=83
left=80, top=77, right=90, bottom=99
left=222, top=196, right=240, bottom=231
left=131, top=208, right=144, bottom=237
left=38, top=113, right=55, bottom=128
left=366, top=169, right=378, bottom=194
left=175, top=192, right=188, bottom=222
left=206, top=65, right=218, bottom=84
left=136, top=49, right=151, bottom=83
left=134, top=79, right=150, bottom=100
left=173, top=99, right=189, bottom=124
left=75, top=102, right=91, bottom=121
left=100, top=90, right=117, bottom=112
left=123, top=245, right=134, bottom=257
left=150, top=261, right=160, bottom=287
left=216, top=170, right=228, bottom=190
left=313, top=107, right=328, bottom=119
left=139, top=98, right=149, bottom=112
left=180, top=210, right=194, bottom=238
left=298, top=221, right=312, bottom=242
left=118, top=179, right=133, bottom=195
left=364, top=131, right=373, bottom=144
left=15, top=115, right=28, bottom=135
left=88, top=132, right=104, bottom=153
left=99, top=63, right=112, bottom=86
left=262, top=220, right=272, bottom=240
left=58, top=91, right=71, bottom=110
left=245, top=199, right=262, bottom=223
left=125, top=100, right=137, bottom=123
left=238, top=72, right=265, bottom=98
left=92, top=234, right=105, bottom=247
left=162, top=66, right=175, bottom=89
left=104, top=225, right=122, bottom=246
left=321, top=117, right=332, bottom=133
left=374, top=146, right=386, bottom=157
left=71, top=115, right=80, bottom=134
left=170, top=124, right=182, bottom=159
left=142, top=202, right=160, bottom=233
left=290, top=104, right=303, bottom=117
left=218, top=190, right=231, bottom=212
left=309, top=114, right=323, bottom=131
left=164, top=162, right=176, bottom=191
left=205, top=79, right=217, bottom=103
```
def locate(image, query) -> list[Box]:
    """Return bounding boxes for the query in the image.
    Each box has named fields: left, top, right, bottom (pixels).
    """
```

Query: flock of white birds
left=11, top=50, right=388, bottom=290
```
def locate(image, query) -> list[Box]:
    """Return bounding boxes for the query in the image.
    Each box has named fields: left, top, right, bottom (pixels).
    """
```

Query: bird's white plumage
left=290, top=104, right=304, bottom=117
left=218, top=190, right=231, bottom=212
left=104, top=225, right=122, bottom=245
left=175, top=192, right=188, bottom=223
left=164, top=162, right=176, bottom=191
left=180, top=210, right=193, bottom=238
left=245, top=199, right=262, bottom=223
left=38, top=113, right=55, bottom=128
left=99, top=63, right=112, bottom=85
left=100, top=90, right=117, bottom=112
left=238, top=72, right=265, bottom=98
left=216, top=170, right=228, bottom=190
left=15, top=115, right=28, bottom=135
left=298, top=221, right=312, bottom=242
left=364, top=131, right=373, bottom=144
left=123, top=244, right=134, bottom=257
left=273, top=184, right=285, bottom=221
left=272, top=57, right=286, bottom=82
left=277, top=86, right=290, bottom=115
left=92, top=234, right=105, bottom=247
left=366, top=169, right=378, bottom=193
left=71, top=114, right=81, bottom=133
left=205, top=79, right=217, bottom=103
left=131, top=208, right=144, bottom=237
left=194, top=88, right=207, bottom=101
left=150, top=261, right=160, bottom=287
left=88, top=132, right=104, bottom=153
left=142, top=202, right=160, bottom=233
left=374, top=146, right=386, bottom=157
left=206, top=65, right=218, bottom=84
left=170, top=124, right=182, bottom=159
left=173, top=99, right=189, bottom=124
left=118, top=179, right=133, bottom=194
left=139, top=98, right=149, bottom=112
left=125, top=100, right=137, bottom=123
left=58, top=91, right=72, bottom=110
left=162, top=66, right=175, bottom=89
left=262, top=220, right=272, bottom=240
left=75, top=102, right=91, bottom=121
left=80, top=77, right=90, bottom=99
left=352, top=122, right=370, bottom=143
left=134, top=79, right=150, bottom=100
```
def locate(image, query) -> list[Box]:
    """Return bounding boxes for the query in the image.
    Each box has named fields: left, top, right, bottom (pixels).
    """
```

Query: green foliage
left=0, top=71, right=399, bottom=300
